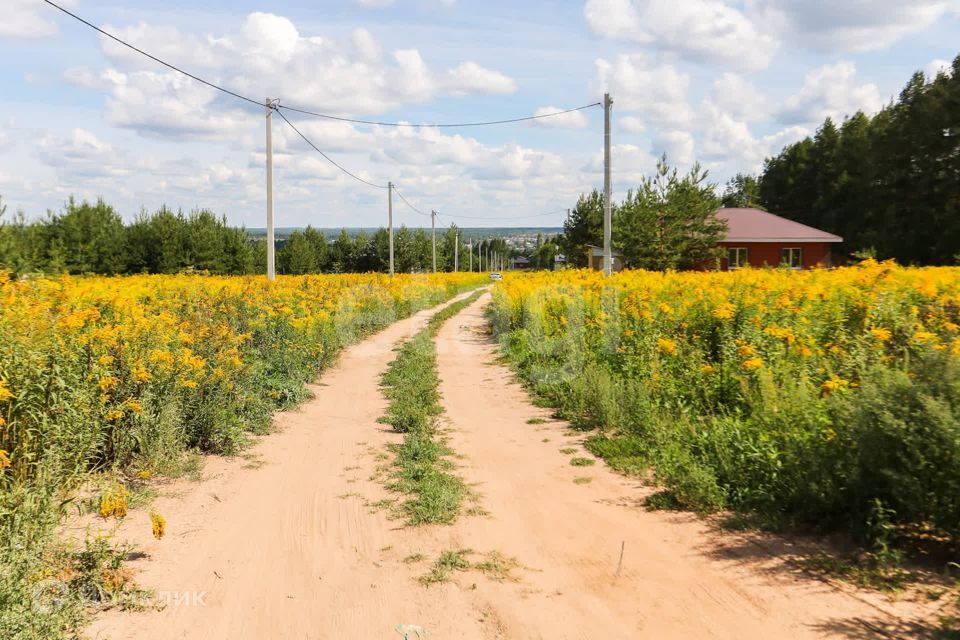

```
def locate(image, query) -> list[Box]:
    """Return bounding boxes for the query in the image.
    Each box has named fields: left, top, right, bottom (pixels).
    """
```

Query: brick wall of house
left=717, top=242, right=833, bottom=270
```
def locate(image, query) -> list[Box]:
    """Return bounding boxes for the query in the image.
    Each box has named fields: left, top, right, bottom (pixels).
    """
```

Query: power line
left=45, top=0, right=602, bottom=131
left=277, top=101, right=603, bottom=128
left=275, top=108, right=388, bottom=190
left=392, top=187, right=431, bottom=217
left=43, top=0, right=264, bottom=109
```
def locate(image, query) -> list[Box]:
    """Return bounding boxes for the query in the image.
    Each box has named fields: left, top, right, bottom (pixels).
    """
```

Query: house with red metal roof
left=716, top=208, right=842, bottom=270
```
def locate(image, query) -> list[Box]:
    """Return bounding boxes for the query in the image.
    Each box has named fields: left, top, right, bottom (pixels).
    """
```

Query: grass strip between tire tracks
left=379, top=290, right=484, bottom=525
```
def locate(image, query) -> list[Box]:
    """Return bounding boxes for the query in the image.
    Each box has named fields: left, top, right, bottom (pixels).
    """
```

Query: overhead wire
left=45, top=0, right=600, bottom=129
left=391, top=186, right=432, bottom=217
left=42, top=0, right=264, bottom=109
left=275, top=108, right=388, bottom=190
left=276, top=101, right=603, bottom=128
left=45, top=0, right=598, bottom=215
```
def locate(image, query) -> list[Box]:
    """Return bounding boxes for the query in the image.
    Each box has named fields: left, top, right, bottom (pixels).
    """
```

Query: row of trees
left=746, top=55, right=960, bottom=265
left=278, top=226, right=507, bottom=274
left=0, top=197, right=508, bottom=276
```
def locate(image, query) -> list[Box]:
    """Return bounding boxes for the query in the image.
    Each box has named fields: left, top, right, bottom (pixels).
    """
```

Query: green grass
left=419, top=549, right=473, bottom=584
left=526, top=417, right=547, bottom=424
left=380, top=291, right=483, bottom=525
left=569, top=457, right=596, bottom=467
left=559, top=448, right=578, bottom=455
left=573, top=476, right=593, bottom=485
left=418, top=549, right=519, bottom=585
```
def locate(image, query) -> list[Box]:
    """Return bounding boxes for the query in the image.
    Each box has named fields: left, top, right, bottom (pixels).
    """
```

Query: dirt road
left=89, top=292, right=933, bottom=639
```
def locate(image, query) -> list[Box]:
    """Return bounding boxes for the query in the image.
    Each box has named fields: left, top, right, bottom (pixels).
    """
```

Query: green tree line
left=750, top=55, right=960, bottom=265
left=0, top=197, right=492, bottom=276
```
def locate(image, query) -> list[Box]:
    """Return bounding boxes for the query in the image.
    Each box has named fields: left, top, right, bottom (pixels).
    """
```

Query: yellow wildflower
left=712, top=303, right=734, bottom=320
left=150, top=511, right=166, bottom=540
left=742, top=357, right=763, bottom=371
left=0, top=380, right=13, bottom=402
left=869, top=327, right=892, bottom=342
left=0, top=450, right=10, bottom=471
left=98, top=355, right=115, bottom=366
left=657, top=337, right=678, bottom=356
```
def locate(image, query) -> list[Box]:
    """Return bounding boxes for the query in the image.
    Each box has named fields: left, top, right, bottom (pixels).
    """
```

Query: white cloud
left=584, top=0, right=779, bottom=72
left=746, top=0, right=958, bottom=54
left=778, top=61, right=883, bottom=124
left=351, top=28, right=383, bottom=63
left=596, top=55, right=695, bottom=129
left=72, top=13, right=518, bottom=139
left=0, top=0, right=77, bottom=39
left=442, top=62, right=517, bottom=96
left=531, top=106, right=589, bottom=129
left=926, top=58, right=953, bottom=78
left=711, top=72, right=769, bottom=121
left=37, top=128, right=139, bottom=180
left=356, top=0, right=395, bottom=7
left=587, top=143, right=656, bottom=185
left=651, top=130, right=695, bottom=165
left=618, top=116, right=645, bottom=134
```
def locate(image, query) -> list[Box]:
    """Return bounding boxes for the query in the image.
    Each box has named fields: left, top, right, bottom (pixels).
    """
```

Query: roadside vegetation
left=0, top=271, right=485, bottom=639
left=379, top=290, right=483, bottom=525
left=489, top=264, right=960, bottom=553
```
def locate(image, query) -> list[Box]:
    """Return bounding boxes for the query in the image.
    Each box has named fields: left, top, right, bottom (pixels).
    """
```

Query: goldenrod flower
left=657, top=337, right=678, bottom=355
left=150, top=511, right=166, bottom=540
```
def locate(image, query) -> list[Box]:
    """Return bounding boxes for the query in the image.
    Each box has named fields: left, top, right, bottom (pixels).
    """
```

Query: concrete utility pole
left=469, top=240, right=473, bottom=272
left=454, top=230, right=459, bottom=272
left=265, top=98, right=276, bottom=282
left=431, top=210, right=437, bottom=273
left=603, top=92, right=613, bottom=277
left=387, top=182, right=394, bottom=277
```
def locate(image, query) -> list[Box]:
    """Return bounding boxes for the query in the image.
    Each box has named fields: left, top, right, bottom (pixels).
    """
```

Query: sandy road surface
left=89, top=291, right=934, bottom=639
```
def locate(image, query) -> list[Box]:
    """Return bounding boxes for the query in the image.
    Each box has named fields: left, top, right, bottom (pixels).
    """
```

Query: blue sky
left=1, top=0, right=957, bottom=229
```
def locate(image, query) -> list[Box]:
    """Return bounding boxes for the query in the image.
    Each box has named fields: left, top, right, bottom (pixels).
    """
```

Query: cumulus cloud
left=618, top=116, right=645, bottom=134
left=74, top=12, right=517, bottom=139
left=584, top=0, right=779, bottom=72
left=651, top=130, right=695, bottom=165
left=442, top=62, right=517, bottom=96
left=926, top=58, right=954, bottom=78
left=531, top=106, right=590, bottom=129
left=596, top=55, right=695, bottom=129
left=711, top=73, right=769, bottom=121
left=746, top=0, right=957, bottom=54
left=351, top=28, right=383, bottom=63
left=778, top=61, right=883, bottom=124
left=0, top=0, right=77, bottom=39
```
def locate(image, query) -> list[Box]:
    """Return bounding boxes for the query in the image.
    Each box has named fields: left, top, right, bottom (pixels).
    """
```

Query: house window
left=727, top=247, right=749, bottom=270
left=780, top=247, right=802, bottom=269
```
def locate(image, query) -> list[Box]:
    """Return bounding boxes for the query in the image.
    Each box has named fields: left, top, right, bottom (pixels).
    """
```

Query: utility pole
left=469, top=240, right=473, bottom=272
left=265, top=98, right=276, bottom=282
left=387, top=182, right=394, bottom=277
left=431, top=210, right=437, bottom=273
left=454, top=230, right=459, bottom=272
left=603, top=92, right=613, bottom=277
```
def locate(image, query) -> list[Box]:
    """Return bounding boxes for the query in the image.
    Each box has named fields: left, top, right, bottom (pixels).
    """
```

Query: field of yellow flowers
left=0, top=270, right=484, bottom=636
left=489, top=261, right=960, bottom=542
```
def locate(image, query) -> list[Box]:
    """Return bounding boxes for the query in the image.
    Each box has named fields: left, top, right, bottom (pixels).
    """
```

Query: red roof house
left=715, top=208, right=842, bottom=270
